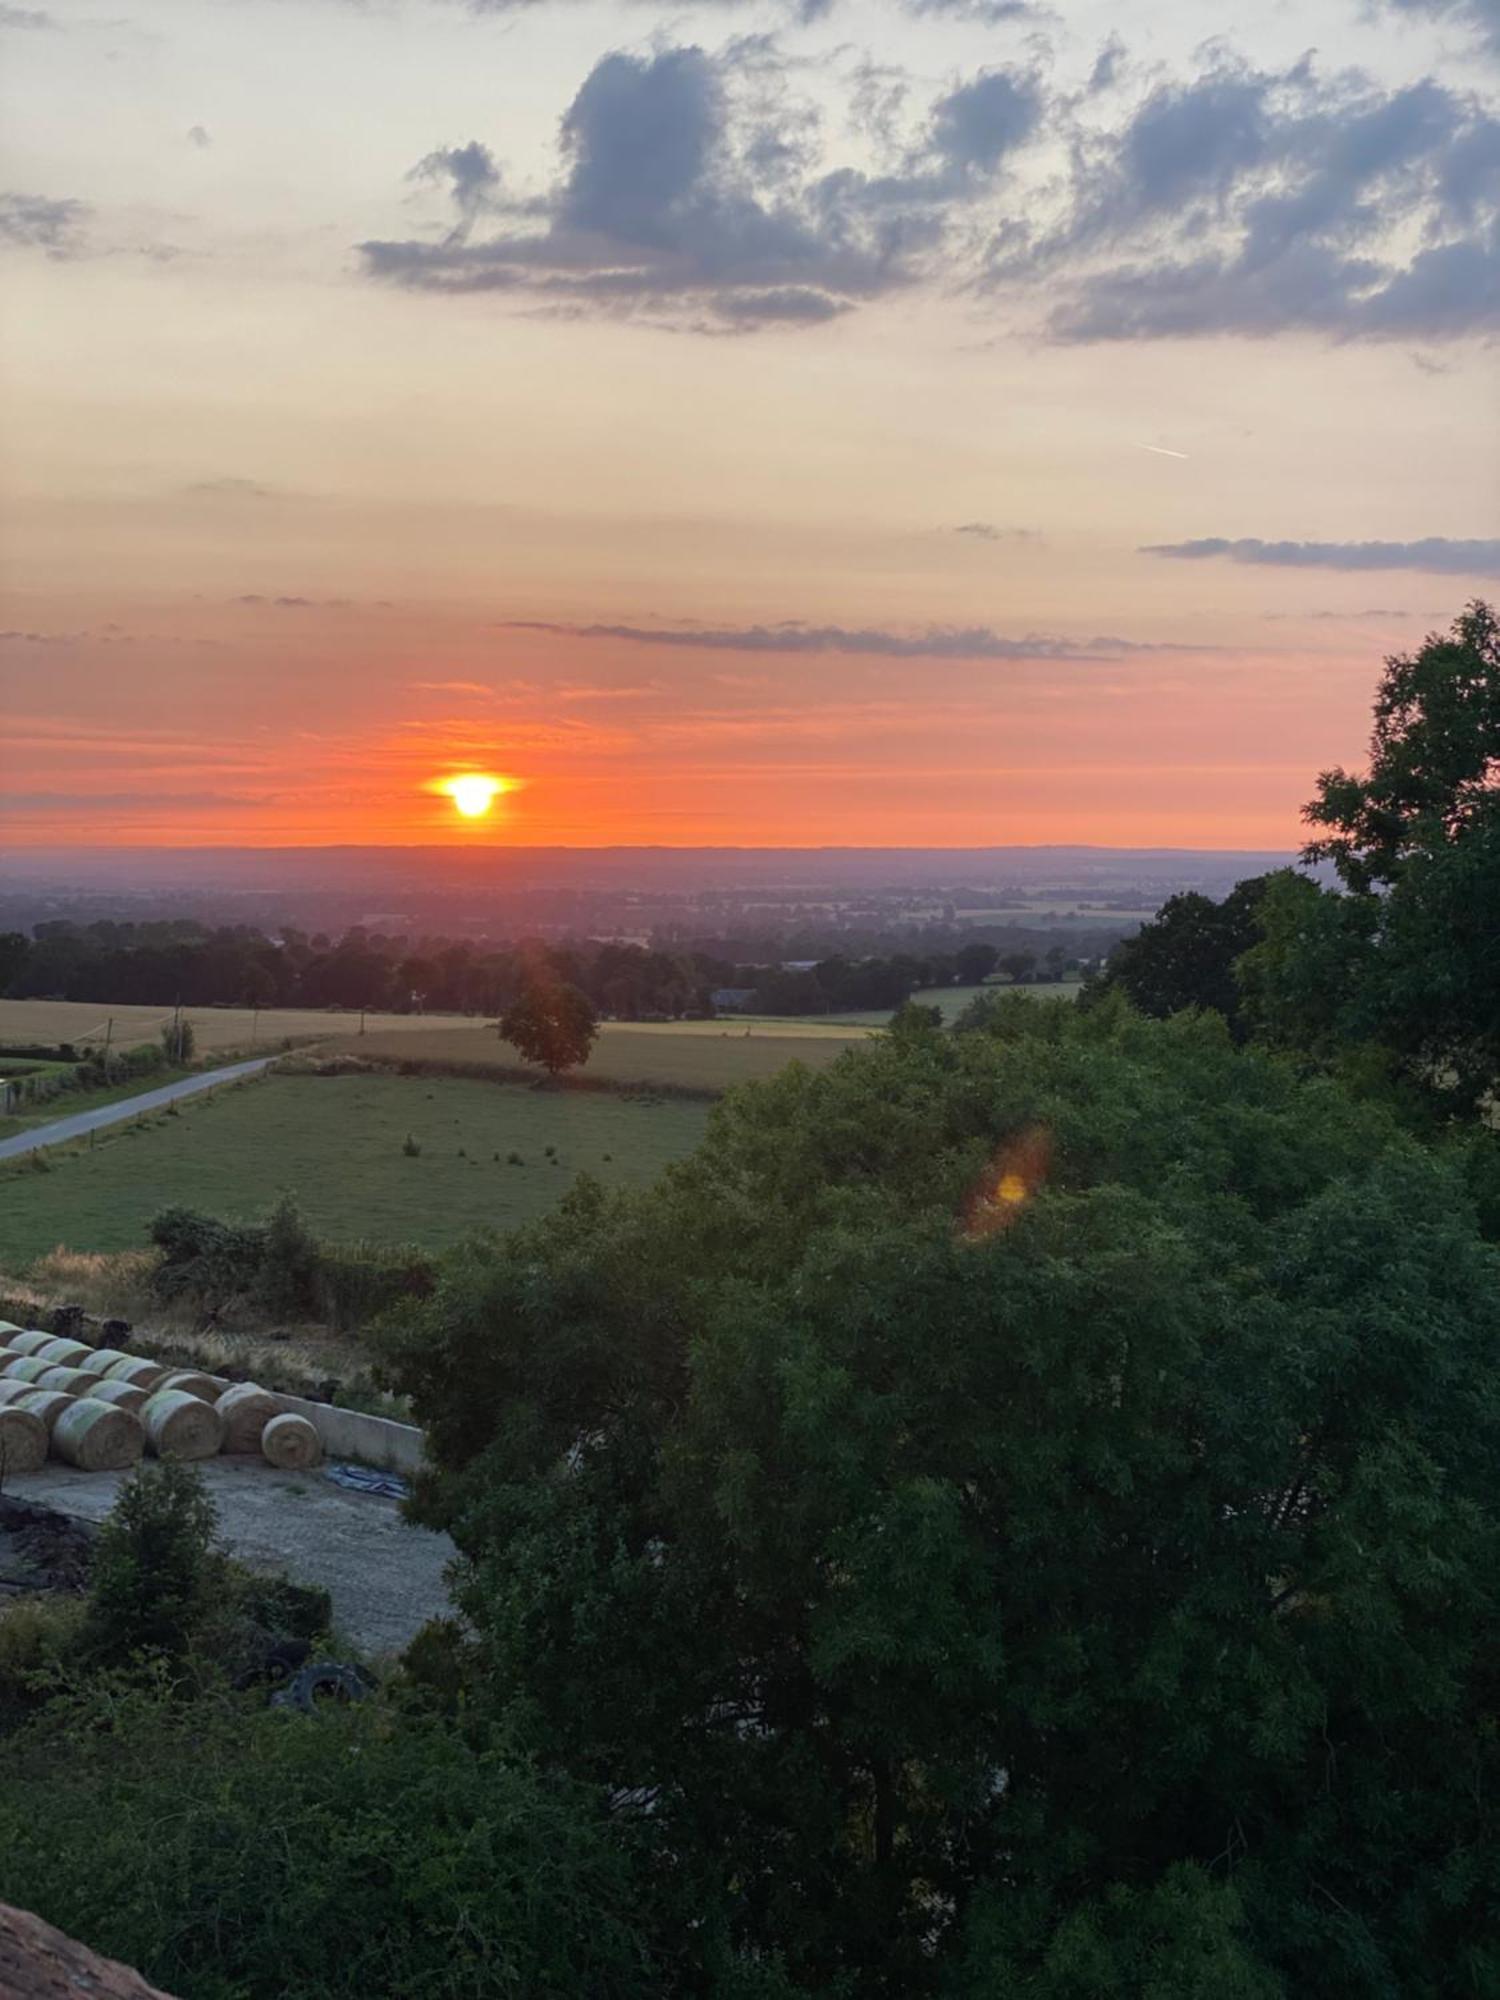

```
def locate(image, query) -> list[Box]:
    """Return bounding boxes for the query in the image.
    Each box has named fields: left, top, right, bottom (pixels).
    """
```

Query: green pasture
left=0, top=1072, right=712, bottom=1265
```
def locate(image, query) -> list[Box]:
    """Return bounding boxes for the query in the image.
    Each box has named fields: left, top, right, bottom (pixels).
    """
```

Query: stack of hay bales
left=0, top=1325, right=329, bottom=1479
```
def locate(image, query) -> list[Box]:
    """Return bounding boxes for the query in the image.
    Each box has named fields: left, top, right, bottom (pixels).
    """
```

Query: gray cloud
left=505, top=618, right=1195, bottom=659
left=1143, top=536, right=1500, bottom=574
left=0, top=191, right=88, bottom=253
left=1376, top=0, right=1500, bottom=54
left=950, top=521, right=1036, bottom=540
left=991, top=58, right=1500, bottom=341
left=187, top=125, right=212, bottom=149
left=361, top=42, right=1041, bottom=330
left=233, top=594, right=350, bottom=608
left=0, top=5, right=57, bottom=27
left=185, top=476, right=279, bottom=500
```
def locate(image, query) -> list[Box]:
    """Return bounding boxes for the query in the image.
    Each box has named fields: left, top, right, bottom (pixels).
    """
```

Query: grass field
left=331, top=1017, right=872, bottom=1092
left=0, top=999, right=489, bottom=1055
left=802, top=980, right=1081, bottom=1028
left=0, top=1071, right=712, bottom=1265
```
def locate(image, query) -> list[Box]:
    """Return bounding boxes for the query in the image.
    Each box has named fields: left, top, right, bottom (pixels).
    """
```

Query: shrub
left=149, top=1205, right=263, bottom=1309
left=311, top=1240, right=435, bottom=1333
left=255, top=1193, right=320, bottom=1321
left=0, top=1684, right=661, bottom=2000
left=81, top=1462, right=222, bottom=1669
left=160, top=1018, right=196, bottom=1065
left=402, top=1132, right=421, bottom=1157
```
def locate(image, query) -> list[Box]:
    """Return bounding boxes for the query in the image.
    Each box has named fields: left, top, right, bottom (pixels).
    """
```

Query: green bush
left=81, top=1462, right=222, bottom=1669
left=311, top=1239, right=434, bottom=1332
left=0, top=1684, right=660, bottom=2000
left=149, top=1204, right=264, bottom=1308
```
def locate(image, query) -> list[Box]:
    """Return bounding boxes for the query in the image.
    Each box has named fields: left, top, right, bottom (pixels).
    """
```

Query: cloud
left=1143, top=536, right=1500, bottom=574
left=989, top=57, right=1500, bottom=341
left=361, top=41, right=1042, bottom=330
left=503, top=618, right=1194, bottom=659
left=184, top=477, right=279, bottom=500
left=233, top=594, right=352, bottom=608
left=1375, top=0, right=1500, bottom=54
left=187, top=125, right=212, bottom=149
left=0, top=5, right=57, bottom=27
left=0, top=191, right=88, bottom=253
left=949, top=521, right=1036, bottom=540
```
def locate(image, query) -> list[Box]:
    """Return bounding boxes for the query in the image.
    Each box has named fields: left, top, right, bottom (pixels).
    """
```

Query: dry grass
left=2, top=1251, right=391, bottom=1412
left=0, top=998, right=488, bottom=1056
left=326, top=1018, right=869, bottom=1093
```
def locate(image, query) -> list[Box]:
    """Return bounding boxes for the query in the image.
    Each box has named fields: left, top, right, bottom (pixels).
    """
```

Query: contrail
left=1136, top=442, right=1189, bottom=459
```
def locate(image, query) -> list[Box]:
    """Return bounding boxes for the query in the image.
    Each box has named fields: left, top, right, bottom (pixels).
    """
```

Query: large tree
left=385, top=1004, right=1500, bottom=1996
left=1083, top=876, right=1272, bottom=1035
left=1254, top=603, right=1500, bottom=1110
left=500, top=975, right=599, bottom=1077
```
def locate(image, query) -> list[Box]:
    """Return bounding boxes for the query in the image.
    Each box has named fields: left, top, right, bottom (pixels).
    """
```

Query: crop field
left=0, top=999, right=486, bottom=1056
left=330, top=1017, right=872, bottom=1092
left=0, top=1071, right=712, bottom=1266
left=811, top=980, right=1081, bottom=1027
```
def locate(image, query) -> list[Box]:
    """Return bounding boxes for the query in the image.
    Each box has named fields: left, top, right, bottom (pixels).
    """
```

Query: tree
left=500, top=977, right=598, bottom=1077
left=385, top=1005, right=1500, bottom=1996
left=1083, top=877, right=1272, bottom=1035
left=1255, top=604, right=1500, bottom=1110
left=997, top=949, right=1037, bottom=984
left=0, top=931, right=29, bottom=995
left=955, top=943, right=998, bottom=986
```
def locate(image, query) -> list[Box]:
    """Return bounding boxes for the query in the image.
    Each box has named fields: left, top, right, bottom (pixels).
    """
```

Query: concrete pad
left=5, top=1456, right=455, bottom=1656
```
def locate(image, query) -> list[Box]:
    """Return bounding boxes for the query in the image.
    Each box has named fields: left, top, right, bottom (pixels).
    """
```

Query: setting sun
left=439, top=774, right=506, bottom=819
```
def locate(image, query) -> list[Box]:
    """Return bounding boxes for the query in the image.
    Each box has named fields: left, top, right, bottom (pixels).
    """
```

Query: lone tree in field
left=500, top=977, right=598, bottom=1078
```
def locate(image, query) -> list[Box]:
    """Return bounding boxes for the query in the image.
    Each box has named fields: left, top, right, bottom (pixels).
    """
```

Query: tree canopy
left=499, top=975, right=599, bottom=1076
left=384, top=999, right=1500, bottom=1995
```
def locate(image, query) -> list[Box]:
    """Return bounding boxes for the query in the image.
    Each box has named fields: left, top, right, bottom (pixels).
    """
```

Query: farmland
left=335, top=1016, right=871, bottom=1092
left=0, top=1070, right=712, bottom=1265
left=0, top=998, right=486, bottom=1055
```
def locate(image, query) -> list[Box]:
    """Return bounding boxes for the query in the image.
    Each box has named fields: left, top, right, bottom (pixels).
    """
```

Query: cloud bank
left=1143, top=537, right=1500, bottom=574
left=506, top=619, right=1196, bottom=659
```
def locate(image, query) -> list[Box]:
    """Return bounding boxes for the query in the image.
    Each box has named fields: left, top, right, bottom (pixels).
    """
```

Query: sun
left=440, top=773, right=505, bottom=819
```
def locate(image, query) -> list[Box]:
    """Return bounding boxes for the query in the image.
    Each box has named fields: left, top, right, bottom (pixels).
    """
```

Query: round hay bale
left=215, top=1383, right=288, bottom=1454
left=33, top=1337, right=90, bottom=1367
left=37, top=1366, right=100, bottom=1396
left=0, top=1380, right=44, bottom=1407
left=0, top=1320, right=24, bottom=1335
left=261, top=1412, right=321, bottom=1471
left=103, top=1357, right=165, bottom=1390
left=158, top=1370, right=223, bottom=1403
left=83, top=1378, right=148, bottom=1415
left=51, top=1398, right=145, bottom=1472
left=16, top=1390, right=76, bottom=1434
left=76, top=1347, right=133, bottom=1377
left=2, top=1357, right=55, bottom=1385
left=5, top=1330, right=59, bottom=1357
left=0, top=1406, right=47, bottom=1476
left=142, top=1389, right=223, bottom=1461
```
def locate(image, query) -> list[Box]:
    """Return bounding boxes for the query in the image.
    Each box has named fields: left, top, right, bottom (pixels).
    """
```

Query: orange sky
left=2, top=0, right=1496, bottom=850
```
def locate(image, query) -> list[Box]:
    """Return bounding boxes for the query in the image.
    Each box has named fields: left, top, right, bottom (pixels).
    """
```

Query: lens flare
left=961, top=1125, right=1052, bottom=1240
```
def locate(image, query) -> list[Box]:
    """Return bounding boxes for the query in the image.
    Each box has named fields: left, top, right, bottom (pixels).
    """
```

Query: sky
left=1, top=0, right=1497, bottom=850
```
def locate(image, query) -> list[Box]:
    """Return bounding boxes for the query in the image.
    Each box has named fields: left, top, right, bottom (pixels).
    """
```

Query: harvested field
left=329, top=1016, right=870, bottom=1092
left=0, top=999, right=490, bottom=1057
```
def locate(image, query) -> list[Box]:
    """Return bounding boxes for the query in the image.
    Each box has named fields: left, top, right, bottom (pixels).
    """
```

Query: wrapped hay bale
left=77, top=1347, right=134, bottom=1377
left=37, top=1365, right=100, bottom=1397
left=261, top=1412, right=321, bottom=1470
left=4, top=1330, right=59, bottom=1357
left=142, top=1388, right=223, bottom=1461
left=84, top=1378, right=148, bottom=1415
left=158, top=1369, right=224, bottom=1403
left=0, top=1380, right=44, bottom=1407
left=102, top=1356, right=165, bottom=1391
left=2, top=1357, right=55, bottom=1385
left=0, top=1405, right=47, bottom=1475
left=51, top=1397, right=145, bottom=1472
left=34, top=1337, right=91, bottom=1367
left=16, top=1390, right=75, bottom=1433
left=215, top=1383, right=288, bottom=1454
left=0, top=1320, right=24, bottom=1335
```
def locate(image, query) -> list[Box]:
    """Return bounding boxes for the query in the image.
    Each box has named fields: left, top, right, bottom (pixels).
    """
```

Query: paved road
left=0, top=1056, right=275, bottom=1162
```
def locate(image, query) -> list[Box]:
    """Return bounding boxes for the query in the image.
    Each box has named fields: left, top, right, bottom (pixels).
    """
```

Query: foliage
left=255, top=1190, right=322, bottom=1319
left=149, top=1203, right=266, bottom=1309
left=1262, top=602, right=1500, bottom=1111
left=0, top=1683, right=660, bottom=2000
left=385, top=1004, right=1500, bottom=1996
left=1082, top=875, right=1272, bottom=1035
left=500, top=976, right=600, bottom=1076
left=161, top=1016, right=196, bottom=1064
left=81, top=1462, right=223, bottom=1668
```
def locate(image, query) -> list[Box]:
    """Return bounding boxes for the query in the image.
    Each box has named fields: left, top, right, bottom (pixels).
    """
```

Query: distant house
left=711, top=987, right=757, bottom=1013
left=780, top=960, right=820, bottom=973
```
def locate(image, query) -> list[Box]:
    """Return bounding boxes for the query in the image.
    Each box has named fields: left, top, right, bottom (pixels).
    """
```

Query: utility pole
left=102, top=1017, right=113, bottom=1069
left=359, top=1007, right=366, bottom=1037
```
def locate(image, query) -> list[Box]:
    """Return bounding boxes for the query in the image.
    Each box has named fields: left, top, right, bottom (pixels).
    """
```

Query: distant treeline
left=0, top=921, right=1081, bottom=1022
